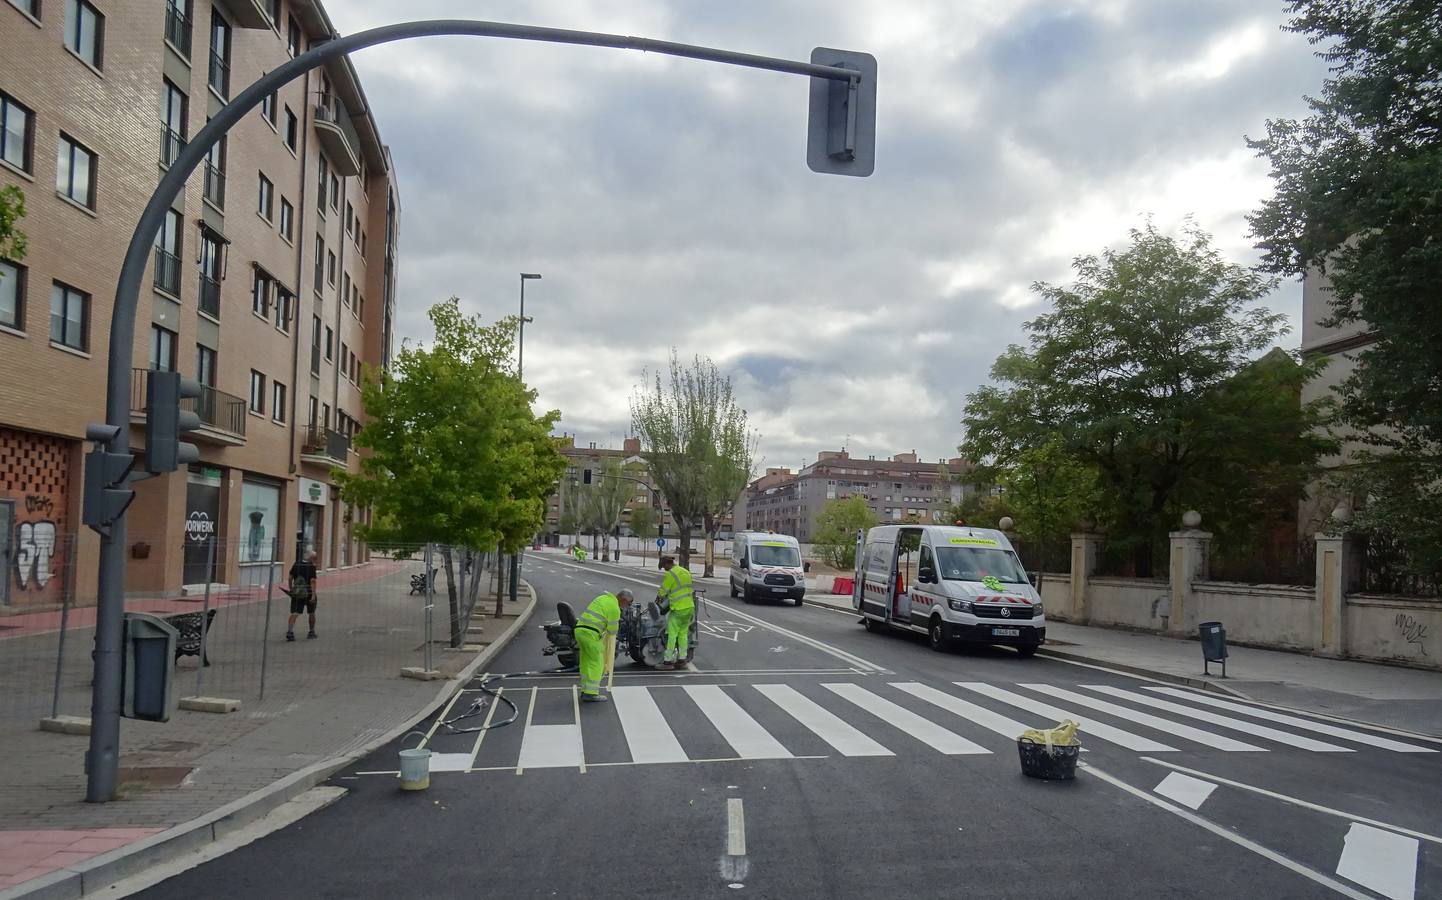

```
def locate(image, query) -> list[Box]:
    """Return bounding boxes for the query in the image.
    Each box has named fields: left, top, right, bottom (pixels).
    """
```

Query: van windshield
left=750, top=544, right=801, bottom=567
left=934, top=546, right=1028, bottom=584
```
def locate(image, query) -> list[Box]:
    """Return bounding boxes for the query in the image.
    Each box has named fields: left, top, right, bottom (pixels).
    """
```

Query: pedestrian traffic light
left=583, top=469, right=592, bottom=485
left=82, top=444, right=135, bottom=534
left=144, top=371, right=203, bottom=474
left=806, top=47, right=877, bottom=177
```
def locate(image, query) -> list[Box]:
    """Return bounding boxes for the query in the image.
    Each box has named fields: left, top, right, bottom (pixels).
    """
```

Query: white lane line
left=1145, top=687, right=1436, bottom=753
left=543, top=555, right=881, bottom=671
left=727, top=798, right=747, bottom=856
left=1153, top=772, right=1217, bottom=810
left=420, top=688, right=467, bottom=747
left=1019, top=684, right=1268, bottom=752
left=1083, top=684, right=1352, bottom=752
left=1336, top=823, right=1418, bottom=900
left=428, top=753, right=474, bottom=773
left=754, top=684, right=893, bottom=757
left=892, top=682, right=1043, bottom=744
left=685, top=685, right=793, bottom=759
left=516, top=686, right=538, bottom=775
left=823, top=683, right=989, bottom=754
left=613, top=686, right=689, bottom=764
left=1139, top=758, right=1442, bottom=847
left=955, top=682, right=1177, bottom=752
left=1082, top=762, right=1373, bottom=900
left=465, top=685, right=503, bottom=772
left=572, top=685, right=587, bottom=774
left=518, top=724, right=585, bottom=769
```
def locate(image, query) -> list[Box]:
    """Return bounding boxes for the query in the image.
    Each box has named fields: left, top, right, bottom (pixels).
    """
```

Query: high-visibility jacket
left=659, top=566, right=695, bottom=612
left=577, top=592, right=620, bottom=636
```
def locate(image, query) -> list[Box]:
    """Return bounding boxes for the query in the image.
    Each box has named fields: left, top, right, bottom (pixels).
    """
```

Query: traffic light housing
left=144, top=371, right=203, bottom=474
left=82, top=445, right=136, bottom=534
left=806, top=47, right=877, bottom=177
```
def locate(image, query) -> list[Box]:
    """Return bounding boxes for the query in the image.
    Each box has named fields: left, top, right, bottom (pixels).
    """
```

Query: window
left=9, top=0, right=39, bottom=17
left=153, top=208, right=182, bottom=296
left=149, top=324, right=177, bottom=371
left=316, top=156, right=328, bottom=214
left=198, top=229, right=222, bottom=318
left=249, top=370, right=264, bottom=413
left=324, top=326, right=333, bottom=360
left=279, top=197, right=293, bottom=241
left=257, top=172, right=273, bottom=220
left=274, top=287, right=293, bottom=331
left=359, top=231, right=367, bottom=255
left=357, top=293, right=364, bottom=321
left=329, top=173, right=339, bottom=211
left=65, top=0, right=104, bottom=69
left=271, top=381, right=286, bottom=422
left=310, top=315, right=321, bottom=374
left=208, top=7, right=231, bottom=98
left=284, top=107, right=297, bottom=151
left=327, top=250, right=336, bottom=286
left=160, top=80, right=188, bottom=167
left=313, top=235, right=324, bottom=289
left=267, top=0, right=280, bottom=27
left=252, top=268, right=271, bottom=316
left=164, top=0, right=192, bottom=57
left=197, top=344, right=216, bottom=387
left=260, top=90, right=277, bottom=127
left=50, top=282, right=88, bottom=350
left=55, top=134, right=96, bottom=209
left=308, top=395, right=318, bottom=426
left=340, top=342, right=348, bottom=376
left=342, top=273, right=350, bottom=305
left=287, top=15, right=302, bottom=57
left=0, top=259, right=25, bottom=330
left=345, top=201, right=353, bottom=235
left=1, top=92, right=33, bottom=173
left=321, top=402, right=330, bottom=428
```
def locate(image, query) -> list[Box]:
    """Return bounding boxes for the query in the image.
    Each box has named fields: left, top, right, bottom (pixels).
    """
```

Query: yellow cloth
left=1018, top=719, right=1080, bottom=749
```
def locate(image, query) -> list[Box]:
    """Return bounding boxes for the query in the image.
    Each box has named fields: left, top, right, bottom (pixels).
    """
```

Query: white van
left=729, top=532, right=806, bottom=605
left=853, top=525, right=1045, bottom=656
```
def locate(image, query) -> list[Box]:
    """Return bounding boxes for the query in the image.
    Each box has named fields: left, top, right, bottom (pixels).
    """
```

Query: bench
left=165, top=609, right=219, bottom=667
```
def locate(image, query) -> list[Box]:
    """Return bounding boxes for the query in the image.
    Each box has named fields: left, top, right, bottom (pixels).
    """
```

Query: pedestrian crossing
left=415, top=680, right=1436, bottom=775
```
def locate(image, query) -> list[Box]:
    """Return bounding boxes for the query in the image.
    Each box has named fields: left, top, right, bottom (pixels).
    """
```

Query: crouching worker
left=575, top=588, right=633, bottom=702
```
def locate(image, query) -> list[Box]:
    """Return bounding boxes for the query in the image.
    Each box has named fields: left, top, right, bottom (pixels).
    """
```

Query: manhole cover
left=117, top=766, right=194, bottom=789
left=142, top=740, right=201, bottom=753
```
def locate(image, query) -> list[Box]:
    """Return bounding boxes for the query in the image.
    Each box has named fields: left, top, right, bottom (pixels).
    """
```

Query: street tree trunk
left=440, top=545, right=462, bottom=648
left=678, top=521, right=693, bottom=568
left=702, top=513, right=717, bottom=578
left=494, top=541, right=505, bottom=618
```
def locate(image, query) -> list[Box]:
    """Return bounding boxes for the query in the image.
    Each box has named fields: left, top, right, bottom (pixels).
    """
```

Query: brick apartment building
left=736, top=450, right=977, bottom=542
left=0, top=0, right=400, bottom=608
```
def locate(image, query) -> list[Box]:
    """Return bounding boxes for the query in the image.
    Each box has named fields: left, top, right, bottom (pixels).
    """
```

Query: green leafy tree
left=627, top=503, right=658, bottom=544
left=0, top=185, right=27, bottom=262
left=1248, top=0, right=1442, bottom=593
left=812, top=496, right=877, bottom=569
left=962, top=223, right=1332, bottom=572
left=573, top=457, right=632, bottom=561
left=337, top=299, right=566, bottom=643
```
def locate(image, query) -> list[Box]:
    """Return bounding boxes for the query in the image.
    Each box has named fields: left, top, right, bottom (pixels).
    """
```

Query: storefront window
left=240, top=479, right=280, bottom=564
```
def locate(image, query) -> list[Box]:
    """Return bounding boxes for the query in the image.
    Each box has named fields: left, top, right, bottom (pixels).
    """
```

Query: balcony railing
left=160, top=126, right=186, bottom=168
left=203, top=161, right=225, bottom=208
left=164, top=4, right=192, bottom=56
left=313, top=102, right=362, bottom=177
left=154, top=248, right=181, bottom=296
left=301, top=425, right=350, bottom=463
left=208, top=50, right=230, bottom=99
left=198, top=274, right=221, bottom=319
left=131, top=368, right=247, bottom=440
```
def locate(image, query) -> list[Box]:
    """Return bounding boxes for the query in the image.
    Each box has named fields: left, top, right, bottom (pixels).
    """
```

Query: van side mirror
left=1028, top=573, right=1039, bottom=588
left=739, top=557, right=748, bottom=570
left=918, top=566, right=936, bottom=584
left=803, top=561, right=811, bottom=573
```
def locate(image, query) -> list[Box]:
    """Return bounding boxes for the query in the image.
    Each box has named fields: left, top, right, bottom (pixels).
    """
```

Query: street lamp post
left=513, top=273, right=541, bottom=603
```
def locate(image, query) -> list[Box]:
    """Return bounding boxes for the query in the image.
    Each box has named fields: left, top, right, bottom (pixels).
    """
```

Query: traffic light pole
left=86, top=18, right=872, bottom=803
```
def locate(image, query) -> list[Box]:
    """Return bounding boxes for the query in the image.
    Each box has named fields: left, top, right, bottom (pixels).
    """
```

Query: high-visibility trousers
left=576, top=627, right=605, bottom=695
left=664, top=607, right=694, bottom=663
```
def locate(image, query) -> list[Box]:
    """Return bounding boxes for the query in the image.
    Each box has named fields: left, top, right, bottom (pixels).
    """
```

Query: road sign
left=656, top=538, right=665, bottom=549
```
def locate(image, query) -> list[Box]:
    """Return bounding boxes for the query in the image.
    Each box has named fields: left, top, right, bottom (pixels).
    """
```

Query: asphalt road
left=135, top=551, right=1442, bottom=900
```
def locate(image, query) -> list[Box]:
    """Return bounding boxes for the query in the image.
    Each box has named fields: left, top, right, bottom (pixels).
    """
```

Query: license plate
left=992, top=627, right=1021, bottom=637
left=771, top=587, right=787, bottom=593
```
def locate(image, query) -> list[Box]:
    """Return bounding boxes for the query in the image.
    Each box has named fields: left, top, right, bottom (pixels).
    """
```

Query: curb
left=2, top=580, right=539, bottom=900
left=1034, top=647, right=1249, bottom=697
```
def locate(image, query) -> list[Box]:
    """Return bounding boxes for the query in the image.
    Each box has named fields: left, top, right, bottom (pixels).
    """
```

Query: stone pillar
left=1315, top=506, right=1363, bottom=657
left=1168, top=510, right=1212, bottom=636
left=1069, top=532, right=1103, bottom=623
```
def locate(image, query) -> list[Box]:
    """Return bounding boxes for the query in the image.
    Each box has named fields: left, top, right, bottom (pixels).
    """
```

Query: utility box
left=123, top=613, right=178, bottom=721
left=1199, top=621, right=1227, bottom=677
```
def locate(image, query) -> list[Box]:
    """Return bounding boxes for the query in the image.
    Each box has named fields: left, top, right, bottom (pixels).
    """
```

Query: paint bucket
left=398, top=731, right=431, bottom=791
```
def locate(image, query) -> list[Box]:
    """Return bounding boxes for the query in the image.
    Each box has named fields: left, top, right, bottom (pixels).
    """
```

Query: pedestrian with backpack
left=285, top=551, right=320, bottom=641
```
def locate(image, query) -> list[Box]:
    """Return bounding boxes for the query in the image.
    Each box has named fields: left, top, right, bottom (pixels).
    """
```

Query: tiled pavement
left=0, top=829, right=163, bottom=890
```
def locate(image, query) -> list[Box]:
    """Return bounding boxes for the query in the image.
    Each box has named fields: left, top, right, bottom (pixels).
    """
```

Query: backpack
left=290, top=570, right=312, bottom=601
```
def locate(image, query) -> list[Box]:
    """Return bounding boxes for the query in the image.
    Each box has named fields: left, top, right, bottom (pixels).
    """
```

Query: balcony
left=164, top=4, right=192, bottom=57
left=300, top=425, right=350, bottom=467
left=198, top=274, right=221, bottom=319
left=154, top=248, right=181, bottom=296
left=203, top=161, right=225, bottom=208
left=313, top=102, right=361, bottom=177
left=160, top=127, right=186, bottom=168
left=130, top=368, right=247, bottom=445
left=213, top=0, right=271, bottom=29
left=208, top=50, right=230, bottom=99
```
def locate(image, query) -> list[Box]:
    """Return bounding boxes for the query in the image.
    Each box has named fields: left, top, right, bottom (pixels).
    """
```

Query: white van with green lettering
left=853, top=525, right=1045, bottom=656
left=730, top=532, right=806, bottom=605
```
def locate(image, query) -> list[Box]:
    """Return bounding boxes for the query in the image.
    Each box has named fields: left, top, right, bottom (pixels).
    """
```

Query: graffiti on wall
left=15, top=519, right=57, bottom=589
left=1395, top=613, right=1431, bottom=657
left=1, top=428, right=72, bottom=603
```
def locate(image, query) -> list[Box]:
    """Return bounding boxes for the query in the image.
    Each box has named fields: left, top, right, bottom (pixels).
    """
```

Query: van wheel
left=729, top=581, right=738, bottom=598
left=1016, top=644, right=1039, bottom=658
left=929, top=618, right=951, bottom=652
left=863, top=618, right=885, bottom=634
left=793, top=596, right=805, bottom=607
left=741, top=585, right=753, bottom=604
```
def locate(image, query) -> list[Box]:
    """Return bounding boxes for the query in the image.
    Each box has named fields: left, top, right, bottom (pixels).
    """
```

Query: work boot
left=580, top=693, right=609, bottom=703
left=285, top=632, right=295, bottom=642
left=657, top=661, right=675, bottom=670
left=307, top=631, right=317, bottom=640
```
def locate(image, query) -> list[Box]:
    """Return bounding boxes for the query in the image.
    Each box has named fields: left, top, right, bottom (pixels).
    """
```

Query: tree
left=812, top=496, right=877, bottom=569
left=1248, top=0, right=1442, bottom=591
left=337, top=298, right=566, bottom=644
left=631, top=351, right=755, bottom=572
left=572, top=457, right=631, bottom=561
left=961, top=223, right=1332, bottom=572
left=628, top=504, right=658, bottom=545
left=0, top=185, right=27, bottom=263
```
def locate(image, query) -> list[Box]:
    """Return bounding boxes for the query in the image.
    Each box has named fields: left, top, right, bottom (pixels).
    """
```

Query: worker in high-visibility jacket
left=656, top=556, right=695, bottom=670
left=575, top=589, right=632, bottom=702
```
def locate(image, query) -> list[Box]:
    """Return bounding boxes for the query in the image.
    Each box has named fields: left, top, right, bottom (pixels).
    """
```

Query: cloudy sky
left=327, top=1, right=1330, bottom=473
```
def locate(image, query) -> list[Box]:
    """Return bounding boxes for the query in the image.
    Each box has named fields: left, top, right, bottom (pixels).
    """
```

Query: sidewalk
left=0, top=562, right=536, bottom=898
left=801, top=592, right=1442, bottom=738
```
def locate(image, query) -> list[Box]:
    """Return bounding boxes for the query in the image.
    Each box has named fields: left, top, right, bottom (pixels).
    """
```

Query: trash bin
left=1199, top=621, right=1227, bottom=677
left=123, top=613, right=178, bottom=722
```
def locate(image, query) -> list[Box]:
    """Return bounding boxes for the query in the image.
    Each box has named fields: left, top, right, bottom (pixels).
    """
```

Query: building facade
left=737, top=450, right=974, bottom=542
left=0, top=0, right=400, bottom=608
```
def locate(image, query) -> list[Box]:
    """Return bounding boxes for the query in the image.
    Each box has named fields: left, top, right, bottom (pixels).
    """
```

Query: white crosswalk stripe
left=955, top=682, right=1179, bottom=752
left=1019, top=684, right=1269, bottom=752
left=684, top=685, right=793, bottom=759
left=823, top=683, right=990, bottom=754
left=1144, top=687, right=1435, bottom=753
left=1082, top=684, right=1354, bottom=752
left=612, top=686, right=688, bottom=764
left=890, top=682, right=1037, bottom=744
left=754, top=684, right=893, bottom=757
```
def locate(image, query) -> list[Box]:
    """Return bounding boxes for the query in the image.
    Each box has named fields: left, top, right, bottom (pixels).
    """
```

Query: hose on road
left=437, top=667, right=568, bottom=734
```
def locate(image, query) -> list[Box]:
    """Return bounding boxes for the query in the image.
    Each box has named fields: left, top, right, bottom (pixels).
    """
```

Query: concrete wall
left=1192, top=581, right=1315, bottom=650
left=1345, top=596, right=1442, bottom=667
left=1038, top=574, right=1070, bottom=615
left=1086, top=578, right=1170, bottom=630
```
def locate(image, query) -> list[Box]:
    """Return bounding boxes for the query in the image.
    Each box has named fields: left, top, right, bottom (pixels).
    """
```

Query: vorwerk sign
left=185, top=511, right=214, bottom=543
